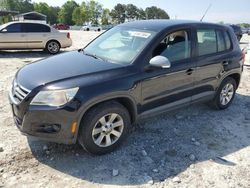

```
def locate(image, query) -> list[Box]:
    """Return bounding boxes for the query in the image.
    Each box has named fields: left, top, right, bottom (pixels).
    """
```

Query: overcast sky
left=32, top=0, right=250, bottom=24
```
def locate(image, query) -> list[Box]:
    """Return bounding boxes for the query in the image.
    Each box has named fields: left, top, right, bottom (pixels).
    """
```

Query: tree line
left=0, top=0, right=170, bottom=25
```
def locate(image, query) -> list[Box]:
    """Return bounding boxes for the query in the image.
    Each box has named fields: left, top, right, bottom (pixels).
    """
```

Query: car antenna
left=200, top=3, right=212, bottom=22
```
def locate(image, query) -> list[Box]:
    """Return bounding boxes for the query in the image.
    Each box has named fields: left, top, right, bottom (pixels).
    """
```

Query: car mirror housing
left=149, top=55, right=171, bottom=69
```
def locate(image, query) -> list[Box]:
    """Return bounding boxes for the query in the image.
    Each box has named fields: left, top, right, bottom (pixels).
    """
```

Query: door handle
left=222, top=61, right=229, bottom=66
left=186, top=68, right=194, bottom=75
left=21, top=34, right=26, bottom=37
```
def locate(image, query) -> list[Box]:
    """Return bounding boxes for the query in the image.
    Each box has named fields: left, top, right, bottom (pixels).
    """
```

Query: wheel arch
left=228, top=73, right=241, bottom=88
left=45, top=39, right=61, bottom=49
left=77, top=95, right=138, bottom=133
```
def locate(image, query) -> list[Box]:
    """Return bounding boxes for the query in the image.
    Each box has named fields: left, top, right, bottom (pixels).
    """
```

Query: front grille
left=12, top=81, right=30, bottom=103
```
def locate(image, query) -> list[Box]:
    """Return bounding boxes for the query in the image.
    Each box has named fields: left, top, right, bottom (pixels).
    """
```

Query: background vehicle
left=81, top=24, right=102, bottom=31
left=52, top=24, right=70, bottom=30
left=9, top=20, right=243, bottom=155
left=0, top=21, right=72, bottom=54
left=229, top=24, right=243, bottom=41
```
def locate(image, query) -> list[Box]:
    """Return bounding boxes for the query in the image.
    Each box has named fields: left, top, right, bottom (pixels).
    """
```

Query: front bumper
left=9, top=93, right=79, bottom=144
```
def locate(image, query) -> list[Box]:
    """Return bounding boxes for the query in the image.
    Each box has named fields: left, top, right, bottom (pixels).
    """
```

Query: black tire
left=86, top=28, right=90, bottom=31
left=78, top=101, right=131, bottom=155
left=98, top=28, right=101, bottom=32
left=210, top=77, right=237, bottom=110
left=46, top=40, right=60, bottom=54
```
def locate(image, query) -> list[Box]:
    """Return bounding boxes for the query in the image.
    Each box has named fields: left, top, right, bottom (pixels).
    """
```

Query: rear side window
left=197, top=29, right=232, bottom=56
left=5, top=23, right=22, bottom=33
left=216, top=30, right=226, bottom=52
left=224, top=31, right=232, bottom=50
left=23, top=23, right=51, bottom=32
left=197, top=29, right=217, bottom=56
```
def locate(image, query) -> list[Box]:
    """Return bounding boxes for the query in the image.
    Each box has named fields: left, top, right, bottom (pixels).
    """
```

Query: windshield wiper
left=84, top=52, right=109, bottom=62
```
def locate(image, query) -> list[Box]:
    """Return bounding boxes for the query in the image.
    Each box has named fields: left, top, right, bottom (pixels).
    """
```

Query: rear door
left=0, top=23, right=27, bottom=49
left=192, top=26, right=234, bottom=101
left=22, top=23, right=51, bottom=49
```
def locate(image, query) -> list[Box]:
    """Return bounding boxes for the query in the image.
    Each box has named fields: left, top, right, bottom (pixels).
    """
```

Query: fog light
left=36, top=124, right=61, bottom=133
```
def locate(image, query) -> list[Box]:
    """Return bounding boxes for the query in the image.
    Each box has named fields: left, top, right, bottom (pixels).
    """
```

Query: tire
left=86, top=28, right=90, bottom=31
left=210, top=77, right=237, bottom=110
left=78, top=101, right=131, bottom=155
left=98, top=28, right=101, bottom=32
left=46, top=41, right=60, bottom=54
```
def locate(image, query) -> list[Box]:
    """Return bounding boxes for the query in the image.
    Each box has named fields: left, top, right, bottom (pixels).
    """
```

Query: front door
left=0, top=23, right=27, bottom=49
left=140, top=29, right=196, bottom=113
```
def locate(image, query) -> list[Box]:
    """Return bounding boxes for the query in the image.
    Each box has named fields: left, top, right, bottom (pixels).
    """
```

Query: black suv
left=9, top=20, right=244, bottom=155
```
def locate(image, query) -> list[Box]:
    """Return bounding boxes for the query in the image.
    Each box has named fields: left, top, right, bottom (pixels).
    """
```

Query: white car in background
left=81, top=24, right=102, bottom=31
left=0, top=21, right=72, bottom=54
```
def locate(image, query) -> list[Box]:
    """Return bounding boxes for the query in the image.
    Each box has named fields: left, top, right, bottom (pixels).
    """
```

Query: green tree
left=87, top=0, right=103, bottom=24
left=49, top=6, right=60, bottom=24
left=110, top=3, right=126, bottom=24
left=34, top=3, right=60, bottom=24
left=126, top=4, right=139, bottom=21
left=137, top=8, right=146, bottom=20
left=72, top=7, right=84, bottom=25
left=145, top=6, right=169, bottom=19
left=0, top=0, right=34, bottom=13
left=101, top=8, right=110, bottom=25
left=58, top=0, right=79, bottom=25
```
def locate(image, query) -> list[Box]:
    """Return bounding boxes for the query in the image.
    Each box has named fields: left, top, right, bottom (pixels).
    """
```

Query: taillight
left=67, top=32, right=70, bottom=39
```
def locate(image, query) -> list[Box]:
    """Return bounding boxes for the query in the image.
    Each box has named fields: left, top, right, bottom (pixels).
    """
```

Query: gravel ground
left=0, top=31, right=250, bottom=188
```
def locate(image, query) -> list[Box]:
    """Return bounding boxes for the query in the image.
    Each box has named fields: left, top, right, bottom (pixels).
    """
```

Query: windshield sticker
left=128, top=31, right=152, bottom=38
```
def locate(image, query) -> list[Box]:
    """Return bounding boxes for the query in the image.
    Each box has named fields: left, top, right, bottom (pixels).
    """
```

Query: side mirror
left=149, top=55, right=171, bottom=69
left=1, top=29, right=7, bottom=33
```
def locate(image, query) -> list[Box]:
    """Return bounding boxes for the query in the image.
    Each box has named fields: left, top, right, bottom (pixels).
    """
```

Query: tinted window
left=23, top=23, right=50, bottom=32
left=197, top=29, right=217, bottom=56
left=5, top=23, right=22, bottom=33
left=224, top=31, right=232, bottom=50
left=216, top=30, right=226, bottom=52
left=153, top=30, right=191, bottom=62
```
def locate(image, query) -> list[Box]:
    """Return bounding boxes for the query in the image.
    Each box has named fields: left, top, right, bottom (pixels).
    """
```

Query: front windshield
left=84, top=26, right=156, bottom=65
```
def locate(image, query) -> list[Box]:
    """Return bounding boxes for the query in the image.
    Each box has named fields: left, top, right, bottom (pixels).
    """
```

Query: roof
left=119, top=19, right=224, bottom=32
left=2, top=21, right=50, bottom=27
left=17, top=11, right=46, bottom=18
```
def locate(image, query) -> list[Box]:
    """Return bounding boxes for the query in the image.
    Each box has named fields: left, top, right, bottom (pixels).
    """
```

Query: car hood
left=16, top=51, right=123, bottom=90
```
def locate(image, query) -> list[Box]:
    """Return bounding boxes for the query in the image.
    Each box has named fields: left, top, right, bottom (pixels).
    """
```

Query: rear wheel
left=210, top=77, right=237, bottom=110
left=86, top=28, right=90, bottom=31
left=78, top=101, right=131, bottom=155
left=46, top=41, right=60, bottom=54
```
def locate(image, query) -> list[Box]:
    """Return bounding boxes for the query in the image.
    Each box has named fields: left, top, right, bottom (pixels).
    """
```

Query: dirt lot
left=0, top=31, right=250, bottom=188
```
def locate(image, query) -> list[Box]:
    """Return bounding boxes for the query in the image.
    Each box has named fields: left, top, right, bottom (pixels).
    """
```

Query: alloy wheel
left=92, top=113, right=124, bottom=147
left=220, top=83, right=234, bottom=106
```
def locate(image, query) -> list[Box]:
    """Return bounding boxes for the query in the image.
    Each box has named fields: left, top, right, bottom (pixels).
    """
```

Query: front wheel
left=78, top=101, right=131, bottom=155
left=210, top=77, right=237, bottom=110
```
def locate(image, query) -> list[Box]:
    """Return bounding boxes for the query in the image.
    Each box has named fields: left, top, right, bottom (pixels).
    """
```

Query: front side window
left=153, top=30, right=191, bottom=62
left=5, top=23, right=22, bottom=33
left=84, top=26, right=156, bottom=65
left=197, top=29, right=217, bottom=56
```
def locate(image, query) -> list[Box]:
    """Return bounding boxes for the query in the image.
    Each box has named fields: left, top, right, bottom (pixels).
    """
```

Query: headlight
left=30, top=87, right=79, bottom=106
